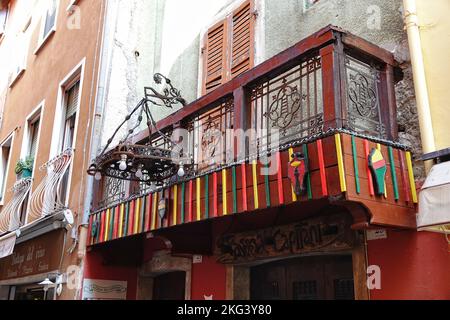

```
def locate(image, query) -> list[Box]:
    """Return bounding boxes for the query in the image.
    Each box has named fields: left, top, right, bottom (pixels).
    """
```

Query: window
left=35, top=0, right=57, bottom=53
left=26, top=116, right=41, bottom=160
left=9, top=15, right=32, bottom=87
left=0, top=135, right=13, bottom=203
left=202, top=0, right=255, bottom=94
left=0, top=3, right=9, bottom=37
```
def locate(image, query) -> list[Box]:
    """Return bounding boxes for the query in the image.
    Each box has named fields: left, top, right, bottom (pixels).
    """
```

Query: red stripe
left=100, top=210, right=105, bottom=243
left=188, top=180, right=193, bottom=222
left=399, top=150, right=410, bottom=202
left=364, top=140, right=375, bottom=196
left=113, top=206, right=119, bottom=239
left=87, top=215, right=93, bottom=245
left=213, top=172, right=218, bottom=217
left=317, top=140, right=328, bottom=196
left=276, top=153, right=284, bottom=204
left=372, top=159, right=386, bottom=170
left=145, top=194, right=152, bottom=231
left=128, top=200, right=135, bottom=235
left=241, top=163, right=248, bottom=210
left=166, top=188, right=171, bottom=227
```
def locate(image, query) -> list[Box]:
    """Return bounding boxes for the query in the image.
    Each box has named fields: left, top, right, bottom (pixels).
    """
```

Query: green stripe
left=204, top=175, right=209, bottom=219
left=232, top=166, right=238, bottom=213
left=140, top=196, right=146, bottom=232
left=264, top=160, right=271, bottom=207
left=181, top=182, right=185, bottom=223
left=351, top=136, right=361, bottom=194
left=302, top=144, right=313, bottom=200
left=123, top=202, right=129, bottom=236
left=388, top=146, right=399, bottom=200
left=109, top=207, right=115, bottom=240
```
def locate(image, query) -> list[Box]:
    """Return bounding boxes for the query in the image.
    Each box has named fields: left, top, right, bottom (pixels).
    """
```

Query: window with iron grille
left=249, top=55, right=323, bottom=155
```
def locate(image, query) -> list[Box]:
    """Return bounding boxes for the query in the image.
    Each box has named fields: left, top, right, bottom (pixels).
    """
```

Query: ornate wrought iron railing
left=0, top=178, right=33, bottom=233
left=27, top=148, right=73, bottom=221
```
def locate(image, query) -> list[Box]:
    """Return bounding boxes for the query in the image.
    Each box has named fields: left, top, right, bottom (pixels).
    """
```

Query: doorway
left=250, top=255, right=354, bottom=300
left=152, top=271, right=186, bottom=300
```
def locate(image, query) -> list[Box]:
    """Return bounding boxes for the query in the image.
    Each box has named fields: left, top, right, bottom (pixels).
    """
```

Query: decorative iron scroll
left=28, top=149, right=73, bottom=221
left=98, top=176, right=126, bottom=209
left=250, top=55, right=324, bottom=155
left=345, top=55, right=385, bottom=138
left=0, top=178, right=33, bottom=233
left=188, top=99, right=234, bottom=173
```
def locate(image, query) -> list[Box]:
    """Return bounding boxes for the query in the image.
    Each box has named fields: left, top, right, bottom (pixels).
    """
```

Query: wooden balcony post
left=319, top=43, right=343, bottom=130
left=233, top=87, right=247, bottom=161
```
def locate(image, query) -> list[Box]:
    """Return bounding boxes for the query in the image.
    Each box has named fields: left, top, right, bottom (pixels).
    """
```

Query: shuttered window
left=28, top=117, right=40, bottom=158
left=62, top=80, right=80, bottom=151
left=202, top=0, right=254, bottom=95
left=43, top=0, right=57, bottom=39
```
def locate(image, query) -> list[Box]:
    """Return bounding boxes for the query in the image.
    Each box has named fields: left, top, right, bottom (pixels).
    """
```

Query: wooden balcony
left=88, top=25, right=415, bottom=246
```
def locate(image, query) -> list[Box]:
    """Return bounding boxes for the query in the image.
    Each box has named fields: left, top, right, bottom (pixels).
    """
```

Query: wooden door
left=153, top=271, right=186, bottom=300
left=250, top=255, right=354, bottom=300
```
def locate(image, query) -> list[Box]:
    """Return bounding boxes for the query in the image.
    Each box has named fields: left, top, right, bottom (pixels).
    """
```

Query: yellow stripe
left=151, top=193, right=158, bottom=230
left=173, top=185, right=178, bottom=225
left=196, top=178, right=201, bottom=220
left=104, top=208, right=110, bottom=241
left=377, top=144, right=388, bottom=198
left=405, top=151, right=418, bottom=203
left=118, top=203, right=124, bottom=238
left=252, top=160, right=259, bottom=209
left=222, top=169, right=228, bottom=215
left=335, top=134, right=347, bottom=192
left=133, top=198, right=140, bottom=234
left=288, top=148, right=297, bottom=201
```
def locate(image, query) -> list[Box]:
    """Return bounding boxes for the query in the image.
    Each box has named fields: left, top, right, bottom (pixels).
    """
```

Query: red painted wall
left=83, top=250, right=138, bottom=300
left=191, top=255, right=227, bottom=300
left=368, top=230, right=450, bottom=300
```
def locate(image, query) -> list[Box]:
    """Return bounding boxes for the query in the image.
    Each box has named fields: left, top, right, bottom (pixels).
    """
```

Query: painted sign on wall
left=82, top=279, right=127, bottom=300
left=0, top=230, right=64, bottom=280
left=215, top=214, right=355, bottom=264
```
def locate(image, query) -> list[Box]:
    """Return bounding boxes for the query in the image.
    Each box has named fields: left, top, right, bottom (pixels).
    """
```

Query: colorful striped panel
left=364, top=139, right=375, bottom=196
left=140, top=196, right=146, bottom=232
left=134, top=198, right=140, bottom=234
left=232, top=166, right=238, bottom=213
left=334, top=134, right=347, bottom=192
left=241, top=163, right=248, bottom=211
left=252, top=160, right=259, bottom=209
left=119, top=203, right=125, bottom=237
left=263, top=159, right=271, bottom=207
left=288, top=148, right=297, bottom=202
left=316, top=140, right=328, bottom=196
left=181, top=182, right=186, bottom=223
left=188, top=180, right=193, bottom=222
left=204, top=175, right=209, bottom=219
left=376, top=144, right=388, bottom=198
left=213, top=172, right=218, bottom=217
left=173, top=185, right=178, bottom=225
left=399, top=150, right=410, bottom=202
left=302, top=144, right=312, bottom=200
left=196, top=178, right=201, bottom=221
left=388, top=147, right=399, bottom=201
left=351, top=136, right=360, bottom=194
left=222, top=169, right=228, bottom=215
left=114, top=205, right=120, bottom=239
left=276, top=152, right=284, bottom=205
left=151, top=193, right=158, bottom=230
left=123, top=202, right=129, bottom=237
left=405, top=151, right=418, bottom=203
left=128, top=200, right=135, bottom=235
left=145, top=194, right=152, bottom=231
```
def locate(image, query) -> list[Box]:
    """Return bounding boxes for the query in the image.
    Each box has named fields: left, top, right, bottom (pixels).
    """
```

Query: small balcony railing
left=0, top=149, right=73, bottom=235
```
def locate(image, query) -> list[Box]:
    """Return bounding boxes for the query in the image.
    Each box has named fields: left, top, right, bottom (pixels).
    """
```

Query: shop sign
left=215, top=214, right=355, bottom=264
left=0, top=230, right=64, bottom=281
left=82, top=279, right=127, bottom=300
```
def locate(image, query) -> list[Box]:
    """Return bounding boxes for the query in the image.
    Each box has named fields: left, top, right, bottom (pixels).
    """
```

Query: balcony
left=88, top=26, right=416, bottom=246
left=0, top=149, right=73, bottom=238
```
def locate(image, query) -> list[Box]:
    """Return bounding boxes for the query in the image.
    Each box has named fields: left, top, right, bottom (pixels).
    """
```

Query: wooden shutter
left=29, top=118, right=40, bottom=158
left=65, top=81, right=79, bottom=120
left=230, top=1, right=254, bottom=78
left=203, top=21, right=227, bottom=94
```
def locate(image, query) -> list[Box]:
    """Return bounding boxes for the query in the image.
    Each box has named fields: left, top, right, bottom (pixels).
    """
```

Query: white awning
left=0, top=232, right=16, bottom=260
left=417, top=161, right=450, bottom=229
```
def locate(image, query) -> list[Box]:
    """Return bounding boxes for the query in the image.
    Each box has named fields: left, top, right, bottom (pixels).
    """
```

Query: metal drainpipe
left=403, top=0, right=436, bottom=172
left=77, top=0, right=116, bottom=260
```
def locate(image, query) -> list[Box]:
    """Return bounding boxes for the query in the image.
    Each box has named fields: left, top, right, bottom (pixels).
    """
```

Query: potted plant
left=15, top=156, right=34, bottom=179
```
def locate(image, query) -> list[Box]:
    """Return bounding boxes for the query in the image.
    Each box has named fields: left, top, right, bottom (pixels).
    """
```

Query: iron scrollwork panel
left=250, top=55, right=324, bottom=154
left=345, top=55, right=386, bottom=138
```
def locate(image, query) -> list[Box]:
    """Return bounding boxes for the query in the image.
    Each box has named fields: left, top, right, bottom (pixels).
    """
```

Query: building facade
left=0, top=0, right=104, bottom=300
left=80, top=0, right=450, bottom=300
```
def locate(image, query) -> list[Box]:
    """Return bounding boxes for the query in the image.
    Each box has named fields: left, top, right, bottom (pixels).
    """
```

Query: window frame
left=34, top=0, right=59, bottom=55
left=0, top=132, right=15, bottom=206
left=9, top=17, right=32, bottom=88
left=0, top=2, right=10, bottom=38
